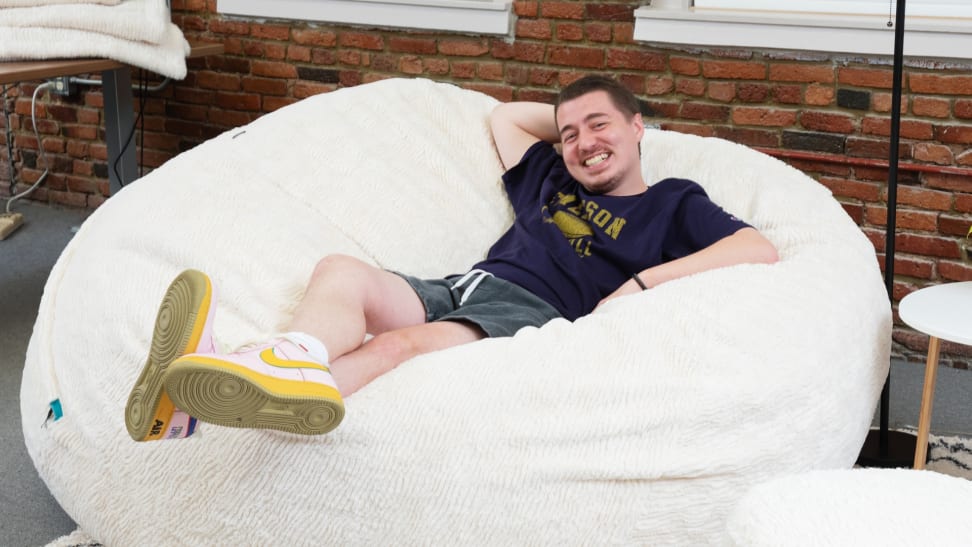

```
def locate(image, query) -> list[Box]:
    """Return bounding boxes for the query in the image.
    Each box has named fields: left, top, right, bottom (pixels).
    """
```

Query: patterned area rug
left=46, top=431, right=972, bottom=547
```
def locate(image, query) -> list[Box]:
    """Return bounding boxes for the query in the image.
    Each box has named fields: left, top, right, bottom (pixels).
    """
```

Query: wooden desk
left=0, top=42, right=223, bottom=194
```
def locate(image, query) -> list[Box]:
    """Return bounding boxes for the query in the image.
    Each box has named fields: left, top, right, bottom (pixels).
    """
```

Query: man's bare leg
left=287, top=254, right=429, bottom=359
left=330, top=320, right=484, bottom=396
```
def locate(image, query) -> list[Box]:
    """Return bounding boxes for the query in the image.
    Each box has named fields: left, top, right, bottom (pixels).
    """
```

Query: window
left=218, top=0, right=512, bottom=36
left=634, top=0, right=972, bottom=59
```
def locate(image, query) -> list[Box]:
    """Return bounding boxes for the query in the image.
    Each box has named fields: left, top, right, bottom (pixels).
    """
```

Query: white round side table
left=897, top=281, right=972, bottom=469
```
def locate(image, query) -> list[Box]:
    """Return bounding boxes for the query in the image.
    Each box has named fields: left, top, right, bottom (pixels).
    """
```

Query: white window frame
left=634, top=0, right=972, bottom=59
left=218, top=0, right=512, bottom=36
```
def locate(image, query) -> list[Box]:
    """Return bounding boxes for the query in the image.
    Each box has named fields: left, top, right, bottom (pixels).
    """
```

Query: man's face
left=556, top=90, right=645, bottom=196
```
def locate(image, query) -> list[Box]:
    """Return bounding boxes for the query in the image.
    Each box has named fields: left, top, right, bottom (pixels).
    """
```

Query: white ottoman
left=726, top=468, right=972, bottom=546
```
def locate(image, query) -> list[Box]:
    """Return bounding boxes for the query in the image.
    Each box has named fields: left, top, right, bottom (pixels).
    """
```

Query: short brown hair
left=555, top=75, right=641, bottom=120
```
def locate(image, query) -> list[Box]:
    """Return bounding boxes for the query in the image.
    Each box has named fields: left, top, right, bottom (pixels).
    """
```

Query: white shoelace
left=451, top=269, right=494, bottom=305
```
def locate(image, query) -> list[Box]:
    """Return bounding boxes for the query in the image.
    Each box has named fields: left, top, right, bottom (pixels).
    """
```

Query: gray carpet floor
left=2, top=201, right=88, bottom=546
left=2, top=201, right=971, bottom=546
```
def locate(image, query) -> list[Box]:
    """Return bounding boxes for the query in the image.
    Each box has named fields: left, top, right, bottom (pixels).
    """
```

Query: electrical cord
left=4, top=81, right=53, bottom=214
left=112, top=69, right=149, bottom=186
left=2, top=84, right=16, bottom=198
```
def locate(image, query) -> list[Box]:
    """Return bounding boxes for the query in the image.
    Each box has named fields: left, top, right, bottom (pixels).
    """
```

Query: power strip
left=0, top=211, right=24, bottom=240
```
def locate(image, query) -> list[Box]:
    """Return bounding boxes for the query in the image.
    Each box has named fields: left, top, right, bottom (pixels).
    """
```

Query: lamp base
left=856, top=428, right=925, bottom=468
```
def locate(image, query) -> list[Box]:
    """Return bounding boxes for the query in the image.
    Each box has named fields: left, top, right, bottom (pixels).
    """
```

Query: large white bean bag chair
left=22, top=78, right=890, bottom=545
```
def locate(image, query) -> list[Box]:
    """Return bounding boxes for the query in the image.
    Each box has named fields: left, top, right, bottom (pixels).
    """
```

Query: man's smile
left=584, top=152, right=610, bottom=167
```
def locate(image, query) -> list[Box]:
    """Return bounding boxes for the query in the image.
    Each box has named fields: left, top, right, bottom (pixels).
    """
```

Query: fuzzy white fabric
left=0, top=20, right=188, bottom=79
left=0, top=0, right=119, bottom=6
left=725, top=468, right=972, bottom=546
left=0, top=0, right=169, bottom=44
left=21, top=78, right=891, bottom=546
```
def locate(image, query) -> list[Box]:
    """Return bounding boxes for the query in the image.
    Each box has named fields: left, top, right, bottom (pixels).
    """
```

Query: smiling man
left=126, top=74, right=779, bottom=441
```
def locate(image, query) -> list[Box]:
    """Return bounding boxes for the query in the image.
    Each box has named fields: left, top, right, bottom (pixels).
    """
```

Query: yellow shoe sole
left=164, top=357, right=345, bottom=436
left=125, top=269, right=213, bottom=441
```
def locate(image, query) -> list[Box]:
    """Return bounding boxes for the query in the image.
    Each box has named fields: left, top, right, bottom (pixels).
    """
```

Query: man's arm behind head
left=489, top=101, right=560, bottom=171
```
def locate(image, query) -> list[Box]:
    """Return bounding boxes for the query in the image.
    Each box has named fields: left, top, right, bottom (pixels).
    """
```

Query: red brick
left=251, top=61, right=297, bottom=79
left=585, top=3, right=633, bottom=21
left=607, top=49, right=664, bottom=71
left=676, top=78, right=705, bottom=97
left=671, top=57, right=700, bottom=76
left=805, top=84, right=834, bottom=106
left=865, top=206, right=938, bottom=232
left=548, top=46, right=604, bottom=68
left=912, top=96, right=951, bottom=118
left=862, top=117, right=933, bottom=140
left=939, top=214, right=972, bottom=237
left=439, top=39, right=490, bottom=57
left=838, top=67, right=893, bottom=89
left=286, top=45, right=311, bottom=63
left=956, top=99, right=972, bottom=119
left=208, top=19, right=249, bottom=35
left=556, top=22, right=583, bottom=41
left=424, top=58, right=450, bottom=76
left=912, top=143, right=954, bottom=165
left=896, top=233, right=962, bottom=258
left=514, top=0, right=538, bottom=17
left=936, top=125, right=972, bottom=145
left=463, top=83, right=514, bottom=102
left=586, top=22, right=612, bottom=42
left=613, top=22, right=634, bottom=44
left=196, top=71, right=240, bottom=91
left=896, top=185, right=952, bottom=211
left=924, top=172, right=972, bottom=194
left=400, top=55, right=423, bottom=75
left=958, top=150, right=972, bottom=167
left=708, top=82, right=735, bottom=103
left=215, top=92, right=261, bottom=111
left=242, top=77, right=288, bottom=96
left=800, top=111, right=855, bottom=134
left=389, top=37, right=436, bottom=55
left=645, top=76, right=674, bottom=95
left=702, top=60, right=766, bottom=80
left=769, top=63, right=834, bottom=83
left=478, top=62, right=504, bottom=81
left=680, top=103, right=729, bottom=122
left=339, top=32, right=384, bottom=51
left=939, top=261, right=972, bottom=282
left=291, top=29, right=337, bottom=47
left=517, top=19, right=552, bottom=40
left=840, top=201, right=864, bottom=224
left=819, top=177, right=882, bottom=201
left=541, top=2, right=585, bottom=19
left=732, top=107, right=798, bottom=127
left=262, top=97, right=299, bottom=113
left=910, top=73, right=972, bottom=95
left=250, top=24, right=290, bottom=41
left=772, top=85, right=802, bottom=104
left=892, top=255, right=935, bottom=279
left=736, top=83, right=768, bottom=103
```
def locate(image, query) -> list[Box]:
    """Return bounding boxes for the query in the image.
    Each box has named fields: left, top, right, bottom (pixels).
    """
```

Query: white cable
left=5, top=81, right=53, bottom=214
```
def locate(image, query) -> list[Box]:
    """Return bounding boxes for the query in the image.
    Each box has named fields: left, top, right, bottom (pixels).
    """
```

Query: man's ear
left=632, top=113, right=645, bottom=139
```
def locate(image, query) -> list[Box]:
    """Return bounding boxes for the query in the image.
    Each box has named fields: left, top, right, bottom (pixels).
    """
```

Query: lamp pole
left=857, top=0, right=925, bottom=468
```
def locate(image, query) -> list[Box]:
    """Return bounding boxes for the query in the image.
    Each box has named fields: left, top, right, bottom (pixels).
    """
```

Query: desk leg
left=102, top=67, right=136, bottom=195
left=914, top=336, right=940, bottom=470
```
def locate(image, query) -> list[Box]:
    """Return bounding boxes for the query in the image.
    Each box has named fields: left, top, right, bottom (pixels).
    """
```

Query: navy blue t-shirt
left=472, top=141, right=751, bottom=321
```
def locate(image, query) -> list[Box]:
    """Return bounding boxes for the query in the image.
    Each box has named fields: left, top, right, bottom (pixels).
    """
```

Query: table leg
left=102, top=67, right=136, bottom=195
left=913, top=336, right=940, bottom=470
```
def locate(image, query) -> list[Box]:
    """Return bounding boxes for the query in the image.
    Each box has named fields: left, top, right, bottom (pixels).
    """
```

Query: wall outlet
left=49, top=76, right=76, bottom=97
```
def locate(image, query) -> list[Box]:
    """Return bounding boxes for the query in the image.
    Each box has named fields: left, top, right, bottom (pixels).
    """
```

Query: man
left=125, top=75, right=778, bottom=441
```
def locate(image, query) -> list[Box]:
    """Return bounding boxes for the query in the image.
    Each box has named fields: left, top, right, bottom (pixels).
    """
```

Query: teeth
left=585, top=153, right=609, bottom=167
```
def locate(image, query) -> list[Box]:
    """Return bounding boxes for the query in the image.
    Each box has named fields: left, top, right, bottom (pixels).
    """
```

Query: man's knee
left=368, top=322, right=483, bottom=365
left=310, top=254, right=373, bottom=285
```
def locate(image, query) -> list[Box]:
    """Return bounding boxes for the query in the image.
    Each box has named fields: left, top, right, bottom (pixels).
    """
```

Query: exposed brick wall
left=2, top=0, right=972, bottom=367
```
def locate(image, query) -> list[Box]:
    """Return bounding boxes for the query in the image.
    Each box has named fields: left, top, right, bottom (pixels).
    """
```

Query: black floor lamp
left=857, top=0, right=926, bottom=468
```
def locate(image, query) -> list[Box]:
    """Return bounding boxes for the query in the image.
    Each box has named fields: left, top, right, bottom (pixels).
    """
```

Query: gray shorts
left=394, top=271, right=562, bottom=338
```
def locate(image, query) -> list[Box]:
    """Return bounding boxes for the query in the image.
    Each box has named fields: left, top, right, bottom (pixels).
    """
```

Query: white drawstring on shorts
left=451, top=269, right=494, bottom=305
